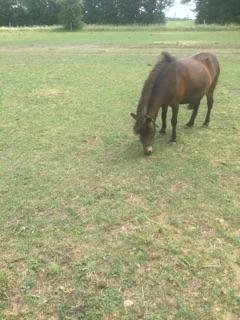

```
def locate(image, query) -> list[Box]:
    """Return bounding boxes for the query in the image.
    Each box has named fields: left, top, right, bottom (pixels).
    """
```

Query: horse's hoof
left=169, top=139, right=177, bottom=144
left=160, top=130, right=166, bottom=135
left=202, top=123, right=209, bottom=128
left=185, top=123, right=193, bottom=128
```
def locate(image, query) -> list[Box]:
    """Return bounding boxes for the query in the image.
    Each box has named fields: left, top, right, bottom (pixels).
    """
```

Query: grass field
left=0, top=24, right=240, bottom=319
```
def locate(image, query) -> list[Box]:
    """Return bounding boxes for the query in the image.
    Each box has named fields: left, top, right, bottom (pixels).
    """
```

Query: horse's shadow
left=110, top=130, right=176, bottom=164
left=111, top=122, right=210, bottom=165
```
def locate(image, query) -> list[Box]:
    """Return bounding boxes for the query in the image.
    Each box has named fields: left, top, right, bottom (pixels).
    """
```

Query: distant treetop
left=181, top=0, right=240, bottom=24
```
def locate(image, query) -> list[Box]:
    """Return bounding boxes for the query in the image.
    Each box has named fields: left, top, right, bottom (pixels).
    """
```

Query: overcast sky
left=165, top=0, right=196, bottom=19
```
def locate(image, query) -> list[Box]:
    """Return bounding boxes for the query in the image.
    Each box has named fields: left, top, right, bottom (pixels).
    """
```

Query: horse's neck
left=146, top=91, right=165, bottom=119
left=137, top=65, right=163, bottom=117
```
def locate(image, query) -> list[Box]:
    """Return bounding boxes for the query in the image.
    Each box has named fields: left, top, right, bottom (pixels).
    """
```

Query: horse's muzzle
left=144, top=146, right=153, bottom=156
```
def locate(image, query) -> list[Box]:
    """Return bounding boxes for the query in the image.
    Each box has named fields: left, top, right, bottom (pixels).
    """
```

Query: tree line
left=0, top=0, right=83, bottom=29
left=0, top=0, right=239, bottom=29
left=182, top=0, right=240, bottom=24
left=0, top=0, right=173, bottom=28
left=84, top=0, right=173, bottom=24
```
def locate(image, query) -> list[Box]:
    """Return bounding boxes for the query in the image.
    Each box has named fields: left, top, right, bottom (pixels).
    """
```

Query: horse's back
left=167, top=58, right=210, bottom=105
left=170, top=52, right=219, bottom=105
left=191, top=52, right=220, bottom=83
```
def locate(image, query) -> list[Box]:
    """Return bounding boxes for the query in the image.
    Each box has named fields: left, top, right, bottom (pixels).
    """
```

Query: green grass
left=83, top=21, right=240, bottom=32
left=1, top=30, right=240, bottom=48
left=0, top=30, right=240, bottom=49
left=0, top=25, right=240, bottom=319
left=0, top=20, right=239, bottom=49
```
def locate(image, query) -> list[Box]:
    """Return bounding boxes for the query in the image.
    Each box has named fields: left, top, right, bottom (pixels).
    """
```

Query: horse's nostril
left=144, top=146, right=153, bottom=155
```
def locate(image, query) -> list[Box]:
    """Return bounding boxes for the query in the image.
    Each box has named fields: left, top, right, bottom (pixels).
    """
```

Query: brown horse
left=131, top=51, right=220, bottom=155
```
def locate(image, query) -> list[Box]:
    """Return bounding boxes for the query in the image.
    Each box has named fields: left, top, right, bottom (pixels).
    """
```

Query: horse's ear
left=130, top=113, right=137, bottom=120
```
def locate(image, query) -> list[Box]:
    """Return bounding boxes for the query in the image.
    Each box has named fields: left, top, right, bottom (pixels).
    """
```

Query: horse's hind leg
left=186, top=100, right=201, bottom=127
left=170, top=105, right=179, bottom=142
left=160, top=105, right=168, bottom=134
left=203, top=71, right=219, bottom=126
left=203, top=94, right=213, bottom=126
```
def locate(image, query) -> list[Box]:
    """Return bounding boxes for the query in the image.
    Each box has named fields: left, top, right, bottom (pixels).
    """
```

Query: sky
left=165, top=0, right=196, bottom=19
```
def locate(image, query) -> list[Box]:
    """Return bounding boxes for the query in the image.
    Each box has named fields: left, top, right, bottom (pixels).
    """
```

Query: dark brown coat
left=131, top=52, right=220, bottom=155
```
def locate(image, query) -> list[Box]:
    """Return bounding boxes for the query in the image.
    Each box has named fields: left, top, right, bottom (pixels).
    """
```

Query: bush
left=59, top=0, right=84, bottom=31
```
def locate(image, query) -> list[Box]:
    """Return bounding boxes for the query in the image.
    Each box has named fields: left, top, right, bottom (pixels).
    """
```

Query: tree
left=82, top=0, right=173, bottom=24
left=58, top=0, right=84, bottom=30
left=181, top=0, right=240, bottom=24
left=0, top=0, right=60, bottom=26
left=0, top=0, right=15, bottom=26
left=24, top=0, right=60, bottom=25
left=116, top=0, right=140, bottom=24
left=83, top=0, right=120, bottom=24
left=138, top=0, right=172, bottom=24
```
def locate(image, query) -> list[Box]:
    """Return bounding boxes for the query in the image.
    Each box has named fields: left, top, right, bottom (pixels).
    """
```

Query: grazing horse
left=131, top=51, right=220, bottom=155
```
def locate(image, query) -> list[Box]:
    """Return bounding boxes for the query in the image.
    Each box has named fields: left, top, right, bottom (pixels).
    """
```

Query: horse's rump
left=172, top=53, right=220, bottom=105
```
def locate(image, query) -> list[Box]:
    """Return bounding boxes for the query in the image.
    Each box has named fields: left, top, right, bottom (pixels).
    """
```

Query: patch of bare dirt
left=0, top=43, right=240, bottom=55
left=31, top=88, right=66, bottom=98
left=169, top=179, right=192, bottom=193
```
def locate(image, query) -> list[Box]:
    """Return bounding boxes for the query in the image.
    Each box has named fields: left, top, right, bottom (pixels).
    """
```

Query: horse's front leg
left=160, top=105, right=168, bottom=134
left=170, top=105, right=179, bottom=142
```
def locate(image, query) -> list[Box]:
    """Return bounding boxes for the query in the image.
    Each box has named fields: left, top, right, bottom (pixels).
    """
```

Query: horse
left=131, top=51, right=220, bottom=155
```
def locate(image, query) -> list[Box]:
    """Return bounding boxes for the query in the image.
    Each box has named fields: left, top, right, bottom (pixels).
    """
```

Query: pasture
left=0, top=24, right=240, bottom=319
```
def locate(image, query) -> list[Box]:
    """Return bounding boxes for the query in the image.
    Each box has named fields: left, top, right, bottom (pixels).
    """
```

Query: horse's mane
left=136, top=51, right=176, bottom=119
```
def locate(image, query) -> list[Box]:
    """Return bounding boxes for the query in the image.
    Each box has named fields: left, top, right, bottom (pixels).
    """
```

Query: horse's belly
left=179, top=99, right=195, bottom=105
left=175, top=61, right=211, bottom=105
left=179, top=92, right=205, bottom=104
left=179, top=80, right=209, bottom=105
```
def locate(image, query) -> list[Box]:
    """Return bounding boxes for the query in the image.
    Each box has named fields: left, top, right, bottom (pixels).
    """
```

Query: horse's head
left=131, top=113, right=156, bottom=155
